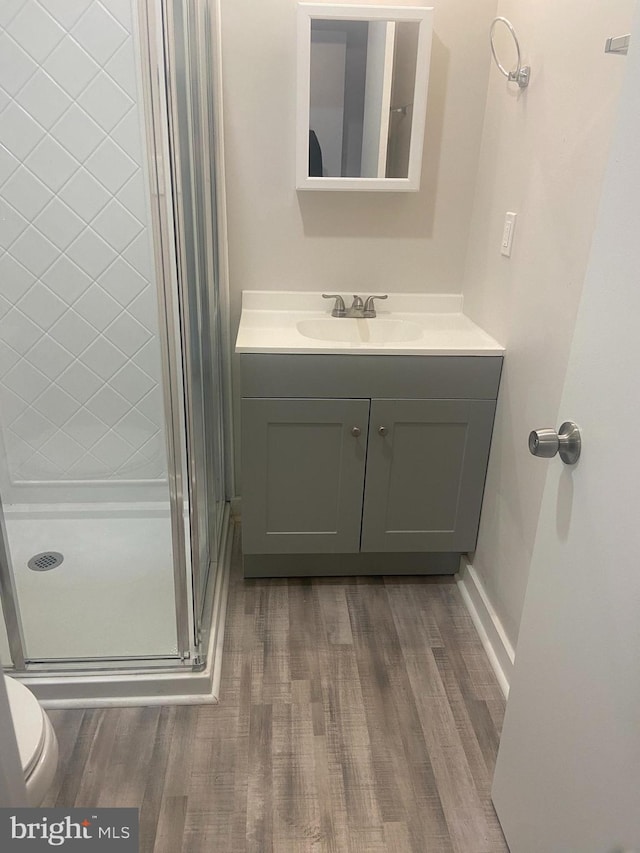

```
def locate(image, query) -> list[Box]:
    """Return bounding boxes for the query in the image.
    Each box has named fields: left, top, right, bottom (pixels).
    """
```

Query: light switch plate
left=501, top=211, right=517, bottom=257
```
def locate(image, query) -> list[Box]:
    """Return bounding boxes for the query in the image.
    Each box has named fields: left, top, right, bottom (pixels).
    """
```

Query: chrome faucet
left=347, top=295, right=365, bottom=318
left=322, top=293, right=388, bottom=318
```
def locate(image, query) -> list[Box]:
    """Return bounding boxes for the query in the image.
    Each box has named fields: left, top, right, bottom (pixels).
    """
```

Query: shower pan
left=0, top=0, right=231, bottom=704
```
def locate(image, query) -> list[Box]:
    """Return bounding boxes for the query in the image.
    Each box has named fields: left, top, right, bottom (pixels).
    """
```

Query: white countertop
left=235, top=292, right=504, bottom=356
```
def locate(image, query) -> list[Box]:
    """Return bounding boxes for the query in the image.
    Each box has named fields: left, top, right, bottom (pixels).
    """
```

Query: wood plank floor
left=44, top=527, right=509, bottom=852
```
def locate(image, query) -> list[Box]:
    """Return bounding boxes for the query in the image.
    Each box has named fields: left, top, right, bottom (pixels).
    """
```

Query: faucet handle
left=363, top=294, right=388, bottom=317
left=322, top=294, right=346, bottom=317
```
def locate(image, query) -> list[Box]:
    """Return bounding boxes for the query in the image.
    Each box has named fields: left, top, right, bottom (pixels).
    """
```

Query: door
left=241, top=398, right=369, bottom=554
left=491, top=12, right=640, bottom=851
left=361, top=399, right=496, bottom=552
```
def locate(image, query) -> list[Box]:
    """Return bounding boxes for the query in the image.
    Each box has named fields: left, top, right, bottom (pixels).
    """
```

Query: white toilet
left=5, top=676, right=59, bottom=805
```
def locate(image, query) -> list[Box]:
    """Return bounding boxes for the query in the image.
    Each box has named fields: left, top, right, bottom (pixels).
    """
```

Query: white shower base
left=4, top=504, right=179, bottom=661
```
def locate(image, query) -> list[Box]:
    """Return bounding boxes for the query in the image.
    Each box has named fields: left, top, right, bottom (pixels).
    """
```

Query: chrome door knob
left=529, top=421, right=581, bottom=465
left=378, top=426, right=388, bottom=436
left=351, top=426, right=361, bottom=437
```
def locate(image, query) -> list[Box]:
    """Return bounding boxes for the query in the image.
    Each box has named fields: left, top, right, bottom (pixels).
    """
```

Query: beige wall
left=462, top=0, right=636, bottom=647
left=221, top=0, right=499, bottom=486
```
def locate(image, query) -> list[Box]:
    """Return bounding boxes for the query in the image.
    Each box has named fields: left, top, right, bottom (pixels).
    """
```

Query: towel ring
left=490, top=17, right=530, bottom=88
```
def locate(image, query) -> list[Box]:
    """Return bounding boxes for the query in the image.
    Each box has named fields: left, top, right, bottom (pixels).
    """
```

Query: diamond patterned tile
left=84, top=385, right=129, bottom=427
left=33, top=385, right=79, bottom=427
left=0, top=294, right=12, bottom=320
left=15, top=68, right=71, bottom=129
left=137, top=432, right=166, bottom=464
left=128, top=285, right=158, bottom=327
left=38, top=0, right=92, bottom=31
left=6, top=431, right=41, bottom=469
left=41, top=255, right=91, bottom=305
left=116, top=171, right=146, bottom=221
left=0, top=32, right=38, bottom=95
left=0, top=308, right=43, bottom=355
left=0, top=198, right=28, bottom=249
left=25, top=135, right=79, bottom=191
left=78, top=71, right=132, bottom=133
left=66, top=451, right=109, bottom=479
left=56, top=360, right=103, bottom=403
left=0, top=102, right=43, bottom=159
left=17, top=281, right=68, bottom=330
left=136, top=385, right=164, bottom=428
left=122, top=231, right=152, bottom=278
left=50, top=104, right=104, bottom=162
left=82, top=335, right=127, bottom=380
left=17, top=451, right=63, bottom=479
left=0, top=2, right=28, bottom=30
left=7, top=2, right=65, bottom=63
left=98, top=256, right=147, bottom=307
left=71, top=3, right=128, bottom=65
left=85, top=137, right=136, bottom=193
left=110, top=108, right=141, bottom=163
left=115, top=451, right=164, bottom=480
left=2, top=166, right=50, bottom=219
left=58, top=168, right=110, bottom=221
left=104, top=311, right=151, bottom=358
left=10, top=226, right=59, bottom=276
left=0, top=0, right=168, bottom=487
left=3, top=358, right=49, bottom=402
left=25, top=335, right=74, bottom=380
left=73, top=285, right=122, bottom=332
left=127, top=336, right=161, bottom=382
left=0, top=143, right=20, bottom=184
left=0, top=340, right=21, bottom=376
left=0, top=254, right=35, bottom=303
left=40, top=429, right=85, bottom=469
left=115, top=407, right=157, bottom=450
left=43, top=36, right=100, bottom=99
left=10, top=407, right=57, bottom=448
left=109, top=361, right=154, bottom=405
left=66, top=228, right=117, bottom=278
left=91, top=429, right=134, bottom=468
left=33, top=198, right=85, bottom=250
left=1, top=387, right=29, bottom=425
left=49, top=311, right=96, bottom=356
left=91, top=198, right=142, bottom=252
left=104, top=0, right=132, bottom=32
left=62, top=407, right=109, bottom=449
left=105, top=40, right=136, bottom=99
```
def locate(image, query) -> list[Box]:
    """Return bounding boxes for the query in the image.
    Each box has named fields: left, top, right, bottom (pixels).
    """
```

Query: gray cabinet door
left=242, top=398, right=369, bottom=554
left=361, top=399, right=496, bottom=552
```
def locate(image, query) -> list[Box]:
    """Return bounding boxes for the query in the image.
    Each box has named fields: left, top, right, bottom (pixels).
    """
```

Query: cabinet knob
left=378, top=426, right=387, bottom=436
left=351, top=426, right=361, bottom=437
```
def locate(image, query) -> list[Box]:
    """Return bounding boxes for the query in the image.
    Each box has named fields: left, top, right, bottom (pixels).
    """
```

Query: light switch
left=501, top=211, right=517, bottom=257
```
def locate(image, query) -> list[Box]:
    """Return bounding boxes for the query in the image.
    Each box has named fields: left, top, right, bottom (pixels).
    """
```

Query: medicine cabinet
left=296, top=3, right=433, bottom=191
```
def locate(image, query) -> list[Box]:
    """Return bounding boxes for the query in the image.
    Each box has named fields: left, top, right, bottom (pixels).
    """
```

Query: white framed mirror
left=296, top=4, right=433, bottom=192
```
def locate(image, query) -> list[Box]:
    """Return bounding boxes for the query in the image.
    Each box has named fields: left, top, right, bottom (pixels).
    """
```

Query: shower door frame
left=0, top=0, right=231, bottom=674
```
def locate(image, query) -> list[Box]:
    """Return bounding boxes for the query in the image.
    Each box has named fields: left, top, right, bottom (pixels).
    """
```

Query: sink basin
left=296, top=317, right=423, bottom=344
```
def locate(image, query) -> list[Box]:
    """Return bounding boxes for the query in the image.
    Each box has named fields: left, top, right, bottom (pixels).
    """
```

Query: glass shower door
left=0, top=0, right=188, bottom=664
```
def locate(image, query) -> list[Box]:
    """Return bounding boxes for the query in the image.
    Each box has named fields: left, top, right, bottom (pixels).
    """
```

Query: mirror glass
left=308, top=19, right=420, bottom=180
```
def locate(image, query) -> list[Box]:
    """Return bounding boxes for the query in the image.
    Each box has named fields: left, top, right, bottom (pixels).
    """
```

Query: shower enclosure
left=0, top=0, right=230, bottom=698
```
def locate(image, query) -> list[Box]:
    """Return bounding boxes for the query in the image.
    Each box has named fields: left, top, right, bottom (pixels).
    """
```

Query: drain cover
left=28, top=552, right=64, bottom=571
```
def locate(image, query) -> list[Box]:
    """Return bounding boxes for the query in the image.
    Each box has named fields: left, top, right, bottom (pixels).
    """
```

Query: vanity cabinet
left=240, top=354, right=502, bottom=577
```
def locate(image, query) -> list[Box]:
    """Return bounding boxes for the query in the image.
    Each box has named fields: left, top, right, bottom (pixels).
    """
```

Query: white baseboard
left=457, top=557, right=515, bottom=698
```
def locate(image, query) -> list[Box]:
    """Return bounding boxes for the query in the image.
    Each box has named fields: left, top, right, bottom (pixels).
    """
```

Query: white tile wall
left=0, top=0, right=167, bottom=491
